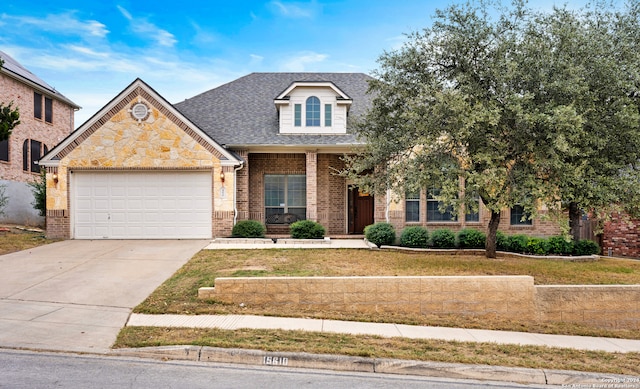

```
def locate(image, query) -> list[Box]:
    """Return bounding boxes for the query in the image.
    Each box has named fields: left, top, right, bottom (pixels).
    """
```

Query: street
left=0, top=349, right=553, bottom=389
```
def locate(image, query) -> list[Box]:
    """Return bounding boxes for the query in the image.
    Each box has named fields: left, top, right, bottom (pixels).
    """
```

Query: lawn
left=134, top=248, right=640, bottom=339
left=123, top=248, right=640, bottom=375
left=0, top=226, right=58, bottom=255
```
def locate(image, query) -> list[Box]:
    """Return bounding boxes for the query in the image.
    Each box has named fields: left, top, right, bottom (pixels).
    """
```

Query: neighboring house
left=41, top=74, right=559, bottom=240
left=602, top=214, right=640, bottom=258
left=0, top=50, right=80, bottom=226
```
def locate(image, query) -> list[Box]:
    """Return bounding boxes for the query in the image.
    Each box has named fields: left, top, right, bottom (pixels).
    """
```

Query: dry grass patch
left=114, top=326, right=640, bottom=375
left=0, top=227, right=58, bottom=255
left=133, top=249, right=640, bottom=339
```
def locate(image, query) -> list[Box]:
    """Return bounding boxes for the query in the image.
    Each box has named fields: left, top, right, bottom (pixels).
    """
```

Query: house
left=0, top=50, right=80, bottom=226
left=602, top=215, right=640, bottom=258
left=40, top=74, right=559, bottom=240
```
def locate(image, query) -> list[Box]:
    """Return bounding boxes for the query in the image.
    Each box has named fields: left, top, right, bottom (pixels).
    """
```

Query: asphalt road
left=0, top=349, right=554, bottom=389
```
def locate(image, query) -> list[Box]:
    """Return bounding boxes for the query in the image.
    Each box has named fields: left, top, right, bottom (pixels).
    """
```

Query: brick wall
left=602, top=214, right=640, bottom=258
left=201, top=276, right=640, bottom=330
left=317, top=154, right=346, bottom=235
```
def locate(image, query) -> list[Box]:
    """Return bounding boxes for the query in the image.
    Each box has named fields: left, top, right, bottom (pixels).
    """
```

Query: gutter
left=233, top=161, right=245, bottom=226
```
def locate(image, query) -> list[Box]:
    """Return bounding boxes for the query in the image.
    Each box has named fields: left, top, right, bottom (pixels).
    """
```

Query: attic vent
left=129, top=101, right=150, bottom=122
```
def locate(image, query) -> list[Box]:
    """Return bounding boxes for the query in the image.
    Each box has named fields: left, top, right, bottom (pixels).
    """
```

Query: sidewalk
left=127, top=313, right=640, bottom=354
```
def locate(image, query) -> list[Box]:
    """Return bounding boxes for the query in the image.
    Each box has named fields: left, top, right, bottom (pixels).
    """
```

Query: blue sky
left=1, top=0, right=601, bottom=126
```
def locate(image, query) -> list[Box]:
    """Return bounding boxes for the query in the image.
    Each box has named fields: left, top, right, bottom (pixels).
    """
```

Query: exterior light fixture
left=52, top=173, right=59, bottom=183
left=220, top=171, right=225, bottom=183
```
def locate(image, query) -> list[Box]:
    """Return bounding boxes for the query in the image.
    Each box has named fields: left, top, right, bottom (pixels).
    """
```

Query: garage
left=72, top=171, right=212, bottom=239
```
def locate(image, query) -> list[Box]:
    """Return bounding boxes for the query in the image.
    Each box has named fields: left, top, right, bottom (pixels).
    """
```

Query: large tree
left=343, top=0, right=640, bottom=258
left=0, top=58, right=21, bottom=142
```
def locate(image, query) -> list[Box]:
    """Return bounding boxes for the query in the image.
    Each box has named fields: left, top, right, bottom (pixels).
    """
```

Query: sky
left=0, top=0, right=607, bottom=127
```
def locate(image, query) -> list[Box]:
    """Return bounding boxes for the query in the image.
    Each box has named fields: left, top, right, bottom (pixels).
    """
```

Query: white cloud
left=280, top=51, right=328, bottom=72
left=0, top=12, right=109, bottom=38
left=116, top=6, right=177, bottom=47
left=269, top=1, right=317, bottom=18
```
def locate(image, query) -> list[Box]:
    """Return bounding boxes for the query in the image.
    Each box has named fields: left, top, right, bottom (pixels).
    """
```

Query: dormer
left=274, top=81, right=353, bottom=134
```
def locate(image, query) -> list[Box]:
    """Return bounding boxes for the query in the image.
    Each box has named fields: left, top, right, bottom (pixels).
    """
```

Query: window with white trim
left=305, top=96, right=320, bottom=126
left=427, top=187, right=457, bottom=222
left=265, top=174, right=307, bottom=221
left=405, top=191, right=420, bottom=222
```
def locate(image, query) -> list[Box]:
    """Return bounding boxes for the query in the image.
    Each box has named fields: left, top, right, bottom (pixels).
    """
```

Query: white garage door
left=72, top=171, right=212, bottom=239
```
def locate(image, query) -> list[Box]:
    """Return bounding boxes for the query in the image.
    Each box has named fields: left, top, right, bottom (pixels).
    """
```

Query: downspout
left=385, top=188, right=391, bottom=223
left=233, top=162, right=244, bottom=226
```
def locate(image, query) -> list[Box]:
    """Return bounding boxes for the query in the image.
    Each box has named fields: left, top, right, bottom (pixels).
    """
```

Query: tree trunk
left=568, top=201, right=581, bottom=242
left=485, top=210, right=501, bottom=258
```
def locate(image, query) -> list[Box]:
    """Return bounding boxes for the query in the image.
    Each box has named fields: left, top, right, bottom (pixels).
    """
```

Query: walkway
left=127, top=313, right=640, bottom=354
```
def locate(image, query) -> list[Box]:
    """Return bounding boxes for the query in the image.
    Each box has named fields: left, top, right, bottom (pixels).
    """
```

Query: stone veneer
left=201, top=276, right=640, bottom=330
left=46, top=92, right=233, bottom=239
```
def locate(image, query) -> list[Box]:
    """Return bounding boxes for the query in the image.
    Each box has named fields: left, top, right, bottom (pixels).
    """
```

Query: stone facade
left=0, top=60, right=76, bottom=225
left=202, top=276, right=640, bottom=330
left=602, top=214, right=640, bottom=258
left=44, top=83, right=235, bottom=239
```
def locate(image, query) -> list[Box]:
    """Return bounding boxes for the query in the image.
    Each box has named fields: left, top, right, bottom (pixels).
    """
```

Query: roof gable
left=40, top=78, right=241, bottom=167
left=175, top=73, right=373, bottom=148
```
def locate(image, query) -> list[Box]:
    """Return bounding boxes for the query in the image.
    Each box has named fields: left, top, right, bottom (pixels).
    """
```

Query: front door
left=348, top=186, right=374, bottom=234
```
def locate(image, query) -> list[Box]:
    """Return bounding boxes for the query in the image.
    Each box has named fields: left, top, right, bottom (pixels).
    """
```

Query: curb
left=110, top=345, right=639, bottom=386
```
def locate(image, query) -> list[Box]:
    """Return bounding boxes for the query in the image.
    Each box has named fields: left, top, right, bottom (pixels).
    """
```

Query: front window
left=465, top=192, right=480, bottom=222
left=305, top=96, right=320, bottom=127
left=427, top=187, right=457, bottom=222
left=324, top=104, right=332, bottom=127
left=405, top=191, right=420, bottom=222
left=510, top=204, right=532, bottom=225
left=34, top=92, right=43, bottom=120
left=265, top=174, right=307, bottom=222
left=23, top=139, right=48, bottom=173
left=33, top=92, right=53, bottom=124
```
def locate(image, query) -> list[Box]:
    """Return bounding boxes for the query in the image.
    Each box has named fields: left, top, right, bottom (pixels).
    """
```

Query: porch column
left=235, top=149, right=250, bottom=221
left=306, top=151, right=318, bottom=221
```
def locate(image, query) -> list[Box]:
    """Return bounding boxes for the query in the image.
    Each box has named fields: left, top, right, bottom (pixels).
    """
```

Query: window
left=305, top=96, right=320, bottom=126
left=34, top=92, right=43, bottom=120
left=265, top=175, right=307, bottom=221
left=465, top=192, right=480, bottom=222
left=510, top=205, right=532, bottom=225
left=324, top=104, right=332, bottom=127
left=33, top=92, right=53, bottom=123
left=45, top=97, right=53, bottom=123
left=23, top=139, right=48, bottom=173
left=405, top=191, right=420, bottom=222
left=427, top=187, right=457, bottom=222
left=294, top=104, right=301, bottom=127
left=0, top=139, right=8, bottom=162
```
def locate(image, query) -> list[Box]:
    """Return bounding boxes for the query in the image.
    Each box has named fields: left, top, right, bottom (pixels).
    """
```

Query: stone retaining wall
left=200, top=276, right=640, bottom=330
left=536, top=285, right=640, bottom=329
left=200, top=276, right=537, bottom=321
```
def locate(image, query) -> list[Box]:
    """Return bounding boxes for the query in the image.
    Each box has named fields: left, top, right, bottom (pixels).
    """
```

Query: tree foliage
left=0, top=58, right=21, bottom=141
left=343, top=0, right=640, bottom=258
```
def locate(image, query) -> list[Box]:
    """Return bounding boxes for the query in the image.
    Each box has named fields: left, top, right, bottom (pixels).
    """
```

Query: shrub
left=506, top=234, right=529, bottom=253
left=400, top=226, right=429, bottom=248
left=526, top=237, right=549, bottom=255
left=430, top=229, right=456, bottom=249
left=547, top=236, right=574, bottom=255
left=456, top=228, right=486, bottom=249
left=573, top=239, right=600, bottom=256
left=496, top=231, right=509, bottom=251
left=364, top=222, right=396, bottom=248
left=231, top=220, right=266, bottom=238
left=290, top=220, right=325, bottom=239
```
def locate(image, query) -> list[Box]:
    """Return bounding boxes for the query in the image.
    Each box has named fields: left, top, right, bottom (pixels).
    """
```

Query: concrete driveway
left=0, top=239, right=209, bottom=353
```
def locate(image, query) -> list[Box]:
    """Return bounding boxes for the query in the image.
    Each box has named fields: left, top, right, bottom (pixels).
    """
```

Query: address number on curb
left=263, top=356, right=289, bottom=366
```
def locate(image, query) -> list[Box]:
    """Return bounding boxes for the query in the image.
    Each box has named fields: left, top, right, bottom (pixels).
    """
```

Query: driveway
left=0, top=239, right=209, bottom=353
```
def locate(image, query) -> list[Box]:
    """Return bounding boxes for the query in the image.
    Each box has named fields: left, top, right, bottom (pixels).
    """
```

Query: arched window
left=23, top=139, right=47, bottom=173
left=305, top=96, right=320, bottom=126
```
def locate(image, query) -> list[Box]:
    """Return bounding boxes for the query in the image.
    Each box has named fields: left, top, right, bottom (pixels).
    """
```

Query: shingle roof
left=0, top=50, right=80, bottom=109
left=174, top=72, right=373, bottom=147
